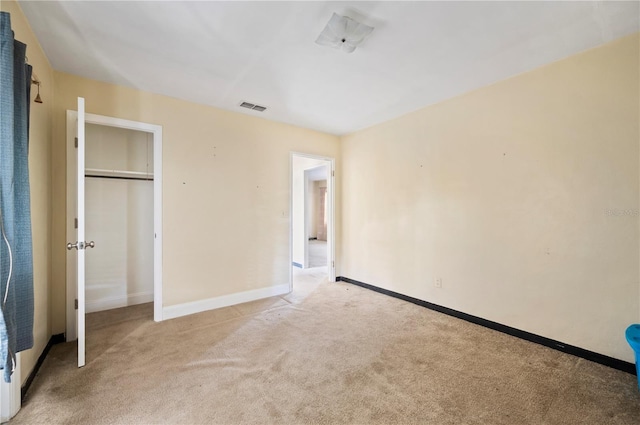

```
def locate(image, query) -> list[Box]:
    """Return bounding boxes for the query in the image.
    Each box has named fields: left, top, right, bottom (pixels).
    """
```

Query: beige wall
left=52, top=72, right=340, bottom=332
left=341, top=33, right=640, bottom=362
left=1, top=1, right=54, bottom=384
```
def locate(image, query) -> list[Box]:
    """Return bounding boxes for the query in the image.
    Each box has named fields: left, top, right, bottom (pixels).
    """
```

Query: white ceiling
left=19, top=1, right=639, bottom=135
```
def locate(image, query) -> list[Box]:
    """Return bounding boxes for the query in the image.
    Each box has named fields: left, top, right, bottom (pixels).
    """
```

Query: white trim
left=153, top=126, right=163, bottom=322
left=162, top=284, right=290, bottom=320
left=303, top=168, right=311, bottom=268
left=289, top=152, right=336, bottom=286
left=66, top=110, right=164, bottom=344
left=77, top=98, right=86, bottom=368
left=85, top=113, right=160, bottom=133
left=86, top=292, right=154, bottom=314
left=329, top=159, right=335, bottom=281
left=289, top=154, right=293, bottom=292
left=0, top=353, right=21, bottom=422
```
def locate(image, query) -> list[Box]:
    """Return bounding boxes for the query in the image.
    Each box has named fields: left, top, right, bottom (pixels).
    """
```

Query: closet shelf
left=85, top=168, right=154, bottom=180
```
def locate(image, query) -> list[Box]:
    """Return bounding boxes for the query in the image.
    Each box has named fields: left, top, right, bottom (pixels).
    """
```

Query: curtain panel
left=0, top=11, right=34, bottom=383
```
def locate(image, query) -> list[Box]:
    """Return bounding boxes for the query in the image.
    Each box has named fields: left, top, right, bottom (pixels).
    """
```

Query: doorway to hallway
left=290, top=153, right=335, bottom=289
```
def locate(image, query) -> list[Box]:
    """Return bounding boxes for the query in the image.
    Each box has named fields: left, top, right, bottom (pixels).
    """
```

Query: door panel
left=66, top=98, right=86, bottom=367
left=77, top=97, right=86, bottom=368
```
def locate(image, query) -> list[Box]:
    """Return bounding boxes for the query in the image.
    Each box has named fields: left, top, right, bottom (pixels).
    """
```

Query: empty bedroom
left=0, top=1, right=639, bottom=424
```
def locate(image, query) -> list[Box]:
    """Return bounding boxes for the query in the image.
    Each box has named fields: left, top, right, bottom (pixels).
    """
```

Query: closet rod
left=85, top=175, right=153, bottom=182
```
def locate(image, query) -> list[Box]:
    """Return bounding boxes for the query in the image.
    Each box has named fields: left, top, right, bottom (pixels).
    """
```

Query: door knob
left=67, top=241, right=95, bottom=250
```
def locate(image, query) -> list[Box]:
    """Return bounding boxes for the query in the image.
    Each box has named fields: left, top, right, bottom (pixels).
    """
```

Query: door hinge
left=74, top=137, right=78, bottom=148
left=332, top=170, right=335, bottom=177
left=74, top=299, right=78, bottom=310
left=74, top=218, right=78, bottom=229
left=332, top=261, right=335, bottom=268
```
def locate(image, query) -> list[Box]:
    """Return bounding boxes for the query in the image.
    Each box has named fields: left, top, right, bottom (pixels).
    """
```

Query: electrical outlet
left=435, top=278, right=442, bottom=288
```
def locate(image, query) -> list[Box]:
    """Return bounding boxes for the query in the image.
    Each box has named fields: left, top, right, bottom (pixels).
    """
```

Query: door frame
left=66, top=110, right=163, bottom=341
left=289, top=152, right=336, bottom=289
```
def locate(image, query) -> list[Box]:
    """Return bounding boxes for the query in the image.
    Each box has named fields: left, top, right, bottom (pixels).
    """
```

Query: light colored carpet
left=13, top=271, right=640, bottom=424
left=308, top=240, right=327, bottom=268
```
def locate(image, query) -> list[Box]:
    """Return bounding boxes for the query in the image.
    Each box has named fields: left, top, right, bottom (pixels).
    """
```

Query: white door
left=66, top=110, right=163, bottom=342
left=66, top=97, right=94, bottom=367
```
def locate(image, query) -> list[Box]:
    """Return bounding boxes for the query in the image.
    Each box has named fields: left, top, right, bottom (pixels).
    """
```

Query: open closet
left=84, top=123, right=154, bottom=313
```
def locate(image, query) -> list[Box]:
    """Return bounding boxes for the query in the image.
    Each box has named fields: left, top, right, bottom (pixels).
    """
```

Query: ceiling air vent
left=239, top=101, right=267, bottom=112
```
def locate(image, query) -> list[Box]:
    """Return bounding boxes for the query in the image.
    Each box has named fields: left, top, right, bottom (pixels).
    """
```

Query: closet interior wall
left=84, top=124, right=154, bottom=313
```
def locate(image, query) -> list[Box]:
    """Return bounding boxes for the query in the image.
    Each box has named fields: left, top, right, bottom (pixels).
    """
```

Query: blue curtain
left=0, top=11, right=34, bottom=383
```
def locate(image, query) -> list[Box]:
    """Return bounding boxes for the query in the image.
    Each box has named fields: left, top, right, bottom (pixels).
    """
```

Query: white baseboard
left=0, top=352, right=21, bottom=422
left=86, top=291, right=154, bottom=313
left=162, top=284, right=291, bottom=320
